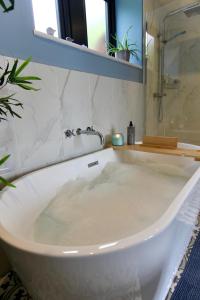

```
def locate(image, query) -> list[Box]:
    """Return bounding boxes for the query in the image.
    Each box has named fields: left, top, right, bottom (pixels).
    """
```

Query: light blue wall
left=115, top=0, right=143, bottom=65
left=0, top=0, right=143, bottom=82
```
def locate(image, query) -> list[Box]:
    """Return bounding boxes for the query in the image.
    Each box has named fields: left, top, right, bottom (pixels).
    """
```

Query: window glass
left=32, top=0, right=59, bottom=37
left=146, top=32, right=154, bottom=57
left=85, top=0, right=107, bottom=53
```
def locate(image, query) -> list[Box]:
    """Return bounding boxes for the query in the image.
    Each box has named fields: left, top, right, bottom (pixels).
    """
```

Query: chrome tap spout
left=76, top=127, right=104, bottom=145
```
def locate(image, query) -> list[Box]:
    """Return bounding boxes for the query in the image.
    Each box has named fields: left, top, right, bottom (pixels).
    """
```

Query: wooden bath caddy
left=109, top=136, right=200, bottom=161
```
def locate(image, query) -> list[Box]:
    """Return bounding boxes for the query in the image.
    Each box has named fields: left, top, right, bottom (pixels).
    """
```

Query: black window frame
left=105, top=0, right=116, bottom=49
left=57, top=0, right=116, bottom=49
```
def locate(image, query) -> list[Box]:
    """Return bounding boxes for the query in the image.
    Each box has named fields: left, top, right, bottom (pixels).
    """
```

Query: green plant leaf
left=0, top=176, right=16, bottom=188
left=107, top=25, right=139, bottom=57
left=0, top=154, right=10, bottom=166
left=7, top=58, right=41, bottom=91
left=0, top=155, right=15, bottom=188
left=8, top=59, right=18, bottom=82
left=0, top=93, right=16, bottom=101
left=0, top=62, right=10, bottom=86
left=15, top=57, right=32, bottom=76
left=0, top=0, right=14, bottom=12
left=17, top=83, right=39, bottom=91
left=0, top=57, right=41, bottom=122
left=0, top=94, right=23, bottom=120
left=13, top=79, right=32, bottom=84
left=0, top=0, right=7, bottom=11
left=16, top=76, right=41, bottom=81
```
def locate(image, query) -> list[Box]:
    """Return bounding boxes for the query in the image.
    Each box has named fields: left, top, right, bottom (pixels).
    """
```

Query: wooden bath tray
left=142, top=136, right=178, bottom=149
left=111, top=144, right=200, bottom=161
left=109, top=136, right=200, bottom=161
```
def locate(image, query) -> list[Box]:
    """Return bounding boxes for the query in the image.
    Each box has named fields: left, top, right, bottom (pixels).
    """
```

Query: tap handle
left=86, top=126, right=94, bottom=131
left=76, top=128, right=81, bottom=135
left=64, top=129, right=75, bottom=138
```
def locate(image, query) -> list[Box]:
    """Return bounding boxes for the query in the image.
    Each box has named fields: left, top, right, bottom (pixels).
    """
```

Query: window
left=32, top=0, right=59, bottom=37
left=85, top=0, right=107, bottom=53
left=31, top=0, right=142, bottom=66
left=57, top=0, right=116, bottom=52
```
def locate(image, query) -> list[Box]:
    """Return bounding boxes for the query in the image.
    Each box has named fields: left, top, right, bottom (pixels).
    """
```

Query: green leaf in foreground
left=15, top=56, right=32, bottom=76
left=0, top=62, right=10, bottom=87
left=0, top=155, right=16, bottom=188
left=17, top=83, right=39, bottom=91
left=0, top=176, right=16, bottom=188
left=0, top=94, right=23, bottom=121
left=7, top=58, right=41, bottom=91
left=0, top=154, right=10, bottom=165
left=0, top=57, right=41, bottom=121
left=0, top=0, right=14, bottom=13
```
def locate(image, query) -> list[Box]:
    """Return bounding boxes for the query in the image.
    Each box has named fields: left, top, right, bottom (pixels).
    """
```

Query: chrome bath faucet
left=64, top=126, right=104, bottom=145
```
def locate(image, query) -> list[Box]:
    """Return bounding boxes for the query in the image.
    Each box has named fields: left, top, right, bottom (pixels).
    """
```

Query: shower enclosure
left=146, top=1, right=200, bottom=145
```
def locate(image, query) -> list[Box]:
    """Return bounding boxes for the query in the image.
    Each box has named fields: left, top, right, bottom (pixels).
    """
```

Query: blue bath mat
left=170, top=229, right=200, bottom=300
left=0, top=271, right=31, bottom=300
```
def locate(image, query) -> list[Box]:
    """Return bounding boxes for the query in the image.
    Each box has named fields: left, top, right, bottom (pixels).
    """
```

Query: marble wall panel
left=0, top=56, right=144, bottom=179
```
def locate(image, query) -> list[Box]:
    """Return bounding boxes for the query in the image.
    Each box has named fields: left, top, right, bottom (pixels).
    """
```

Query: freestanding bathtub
left=1, top=145, right=200, bottom=300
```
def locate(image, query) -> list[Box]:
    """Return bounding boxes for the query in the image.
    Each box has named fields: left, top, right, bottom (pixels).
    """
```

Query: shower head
left=162, top=30, right=186, bottom=44
left=183, top=3, right=200, bottom=17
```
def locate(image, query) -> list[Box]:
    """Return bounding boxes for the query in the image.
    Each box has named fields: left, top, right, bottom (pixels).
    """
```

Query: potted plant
left=107, top=26, right=139, bottom=62
left=0, top=1, right=41, bottom=188
left=0, top=0, right=14, bottom=12
left=0, top=57, right=41, bottom=187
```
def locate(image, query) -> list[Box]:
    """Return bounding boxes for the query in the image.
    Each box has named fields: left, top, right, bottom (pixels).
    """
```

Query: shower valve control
left=153, top=92, right=166, bottom=98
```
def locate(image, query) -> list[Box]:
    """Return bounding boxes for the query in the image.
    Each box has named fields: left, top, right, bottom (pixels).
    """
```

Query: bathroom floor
left=0, top=213, right=200, bottom=300
left=166, top=212, right=200, bottom=300
left=0, top=271, right=31, bottom=299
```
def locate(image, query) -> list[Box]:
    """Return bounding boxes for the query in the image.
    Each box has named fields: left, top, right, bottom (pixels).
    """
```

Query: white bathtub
left=0, top=145, right=200, bottom=300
